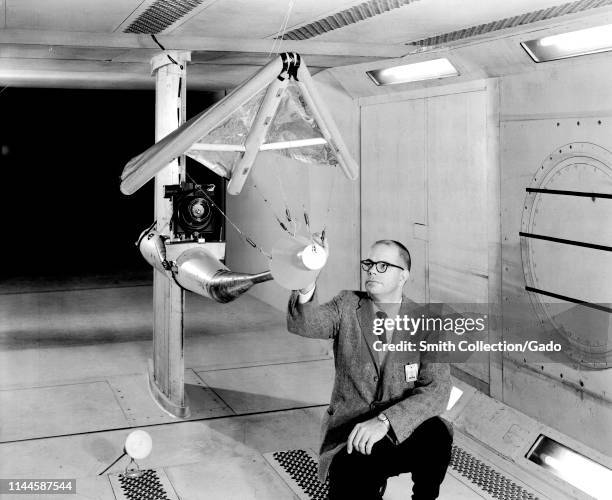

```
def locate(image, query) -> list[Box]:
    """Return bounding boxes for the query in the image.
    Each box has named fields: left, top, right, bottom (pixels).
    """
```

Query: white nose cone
left=125, top=430, right=152, bottom=460
left=300, top=243, right=327, bottom=270
left=271, top=234, right=328, bottom=290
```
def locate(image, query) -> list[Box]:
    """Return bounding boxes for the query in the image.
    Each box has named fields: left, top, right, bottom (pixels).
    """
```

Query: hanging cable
left=151, top=34, right=184, bottom=69
left=252, top=182, right=295, bottom=237
left=303, top=204, right=311, bottom=234
left=267, top=0, right=295, bottom=58
left=272, top=161, right=298, bottom=234
left=320, top=166, right=339, bottom=245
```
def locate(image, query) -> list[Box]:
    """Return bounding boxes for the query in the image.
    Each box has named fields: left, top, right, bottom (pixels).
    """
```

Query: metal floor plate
left=109, top=469, right=178, bottom=500
left=450, top=446, right=539, bottom=500
left=264, top=449, right=329, bottom=500
left=266, top=446, right=541, bottom=500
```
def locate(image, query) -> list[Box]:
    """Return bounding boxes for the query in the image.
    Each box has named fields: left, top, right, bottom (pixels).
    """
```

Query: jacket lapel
left=356, top=295, right=381, bottom=375
left=381, top=296, right=420, bottom=371
left=389, top=296, right=413, bottom=346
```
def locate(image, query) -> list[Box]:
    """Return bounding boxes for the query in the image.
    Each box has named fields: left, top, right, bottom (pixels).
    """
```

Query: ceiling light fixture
left=366, top=58, right=459, bottom=86
left=521, top=24, right=612, bottom=62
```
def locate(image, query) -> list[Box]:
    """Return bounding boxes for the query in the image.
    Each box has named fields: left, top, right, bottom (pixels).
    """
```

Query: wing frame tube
left=296, top=61, right=358, bottom=181
left=228, top=77, right=289, bottom=195
left=120, top=56, right=284, bottom=195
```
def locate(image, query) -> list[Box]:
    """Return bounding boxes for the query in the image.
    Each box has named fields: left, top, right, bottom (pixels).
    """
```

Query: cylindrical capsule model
left=139, top=230, right=272, bottom=303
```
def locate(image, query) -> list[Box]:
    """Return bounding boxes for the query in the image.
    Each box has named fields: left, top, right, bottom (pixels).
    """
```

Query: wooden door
left=361, top=99, right=427, bottom=303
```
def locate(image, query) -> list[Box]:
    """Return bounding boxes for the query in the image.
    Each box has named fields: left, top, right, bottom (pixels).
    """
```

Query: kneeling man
left=287, top=239, right=452, bottom=500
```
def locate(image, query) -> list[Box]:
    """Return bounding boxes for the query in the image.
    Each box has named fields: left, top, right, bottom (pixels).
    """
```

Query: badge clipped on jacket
left=404, top=363, right=419, bottom=383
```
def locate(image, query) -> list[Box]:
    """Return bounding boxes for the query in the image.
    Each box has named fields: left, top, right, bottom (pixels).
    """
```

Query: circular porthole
left=520, top=143, right=612, bottom=368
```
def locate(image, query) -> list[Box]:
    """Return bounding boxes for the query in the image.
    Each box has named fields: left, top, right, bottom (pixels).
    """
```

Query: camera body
left=164, top=181, right=224, bottom=241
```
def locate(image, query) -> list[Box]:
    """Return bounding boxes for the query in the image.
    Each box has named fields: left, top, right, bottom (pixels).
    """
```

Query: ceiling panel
left=6, top=0, right=143, bottom=32
left=0, top=0, right=607, bottom=90
left=308, top=0, right=571, bottom=44
left=170, top=0, right=364, bottom=38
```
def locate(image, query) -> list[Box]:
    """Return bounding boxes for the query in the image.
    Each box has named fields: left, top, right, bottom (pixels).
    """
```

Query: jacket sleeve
left=384, top=355, right=451, bottom=444
left=286, top=288, right=345, bottom=340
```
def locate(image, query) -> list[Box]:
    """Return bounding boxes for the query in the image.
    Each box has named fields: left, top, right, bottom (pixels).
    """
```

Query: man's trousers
left=327, top=416, right=452, bottom=500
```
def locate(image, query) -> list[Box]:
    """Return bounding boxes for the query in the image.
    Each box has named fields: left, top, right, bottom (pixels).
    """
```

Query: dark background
left=0, top=87, right=218, bottom=280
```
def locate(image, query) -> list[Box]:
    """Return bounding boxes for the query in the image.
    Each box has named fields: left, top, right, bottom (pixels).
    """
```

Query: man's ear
left=401, top=269, right=410, bottom=285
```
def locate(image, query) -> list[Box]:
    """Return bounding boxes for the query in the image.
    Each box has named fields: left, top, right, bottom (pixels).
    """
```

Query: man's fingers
left=348, top=423, right=380, bottom=455
left=347, top=424, right=359, bottom=454
left=299, top=282, right=316, bottom=295
left=355, top=428, right=368, bottom=454
left=352, top=427, right=366, bottom=454
left=365, top=436, right=375, bottom=455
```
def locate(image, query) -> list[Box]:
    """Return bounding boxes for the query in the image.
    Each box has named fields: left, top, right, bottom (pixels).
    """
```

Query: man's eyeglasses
left=360, top=259, right=405, bottom=273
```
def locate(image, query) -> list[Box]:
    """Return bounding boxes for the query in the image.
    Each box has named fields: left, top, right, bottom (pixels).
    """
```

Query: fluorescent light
left=527, top=435, right=611, bottom=499
left=521, top=24, right=612, bottom=62
left=260, top=138, right=327, bottom=151
left=367, top=58, right=458, bottom=86
left=446, top=386, right=464, bottom=411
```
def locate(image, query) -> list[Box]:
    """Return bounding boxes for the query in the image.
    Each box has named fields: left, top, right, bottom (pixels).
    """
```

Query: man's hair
left=373, top=239, right=412, bottom=272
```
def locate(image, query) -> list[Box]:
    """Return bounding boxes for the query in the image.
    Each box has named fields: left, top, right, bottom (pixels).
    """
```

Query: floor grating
left=266, top=446, right=541, bottom=500
left=109, top=469, right=178, bottom=500
left=450, top=446, right=539, bottom=500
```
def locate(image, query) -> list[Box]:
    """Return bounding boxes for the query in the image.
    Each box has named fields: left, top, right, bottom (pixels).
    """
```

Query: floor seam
left=0, top=404, right=328, bottom=445
left=191, top=357, right=333, bottom=373
left=0, top=356, right=333, bottom=391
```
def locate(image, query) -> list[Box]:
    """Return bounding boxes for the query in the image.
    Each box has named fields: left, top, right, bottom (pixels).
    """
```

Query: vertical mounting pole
left=148, top=50, right=191, bottom=418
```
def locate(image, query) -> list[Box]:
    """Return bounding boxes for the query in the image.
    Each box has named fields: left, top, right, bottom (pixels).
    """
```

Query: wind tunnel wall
left=324, top=32, right=612, bottom=457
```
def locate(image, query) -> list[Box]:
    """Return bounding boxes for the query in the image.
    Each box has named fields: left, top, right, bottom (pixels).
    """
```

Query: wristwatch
left=377, top=413, right=390, bottom=430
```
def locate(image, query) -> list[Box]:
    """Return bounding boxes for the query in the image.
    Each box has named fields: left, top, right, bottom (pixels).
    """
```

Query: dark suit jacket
left=287, top=289, right=452, bottom=482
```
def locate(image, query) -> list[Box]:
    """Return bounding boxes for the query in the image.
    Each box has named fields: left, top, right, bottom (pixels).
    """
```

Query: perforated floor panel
left=109, top=469, right=179, bottom=500
left=450, top=446, right=540, bottom=500
left=265, top=446, right=541, bottom=500
left=265, top=449, right=329, bottom=500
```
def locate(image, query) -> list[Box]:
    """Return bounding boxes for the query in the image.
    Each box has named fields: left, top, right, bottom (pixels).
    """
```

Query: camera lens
left=179, top=195, right=212, bottom=232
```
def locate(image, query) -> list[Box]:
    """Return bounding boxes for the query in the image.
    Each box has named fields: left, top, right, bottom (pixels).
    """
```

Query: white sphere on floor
left=125, top=430, right=152, bottom=460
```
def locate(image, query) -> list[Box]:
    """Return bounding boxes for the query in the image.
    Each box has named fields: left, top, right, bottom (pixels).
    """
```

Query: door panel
left=360, top=99, right=427, bottom=303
